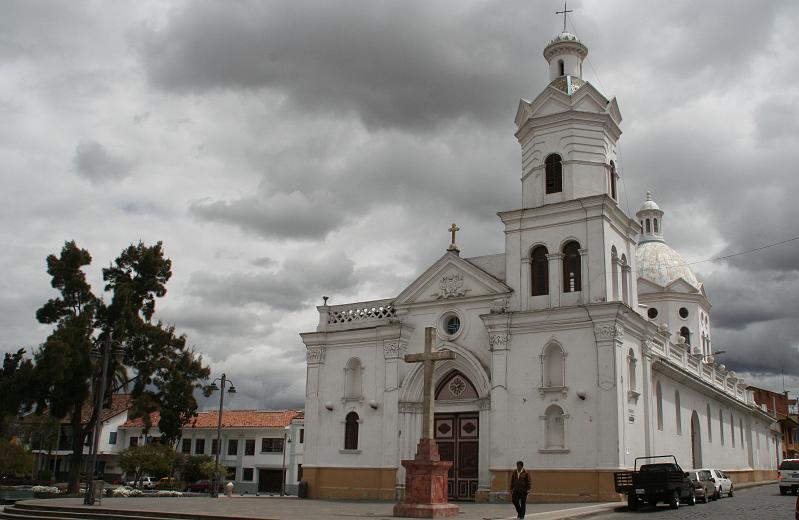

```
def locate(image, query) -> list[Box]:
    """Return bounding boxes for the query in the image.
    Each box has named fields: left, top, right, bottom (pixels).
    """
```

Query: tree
left=33, top=241, right=98, bottom=492
left=175, top=454, right=213, bottom=484
left=0, top=349, right=35, bottom=438
left=0, top=439, right=34, bottom=478
left=118, top=443, right=176, bottom=486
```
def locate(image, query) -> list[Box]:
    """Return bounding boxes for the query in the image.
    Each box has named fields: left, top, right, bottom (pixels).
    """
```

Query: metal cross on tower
left=556, top=1, right=573, bottom=32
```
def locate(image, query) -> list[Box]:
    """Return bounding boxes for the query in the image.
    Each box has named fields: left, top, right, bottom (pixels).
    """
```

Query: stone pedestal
left=393, top=439, right=459, bottom=518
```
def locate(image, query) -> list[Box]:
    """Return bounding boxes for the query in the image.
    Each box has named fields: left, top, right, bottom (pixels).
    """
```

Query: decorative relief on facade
left=477, top=397, right=491, bottom=411
left=490, top=297, right=508, bottom=314
left=594, top=324, right=624, bottom=341
left=306, top=347, right=325, bottom=365
left=489, top=334, right=510, bottom=351
left=383, top=342, right=407, bottom=359
left=448, top=376, right=467, bottom=397
left=435, top=271, right=470, bottom=299
left=399, top=401, right=424, bottom=413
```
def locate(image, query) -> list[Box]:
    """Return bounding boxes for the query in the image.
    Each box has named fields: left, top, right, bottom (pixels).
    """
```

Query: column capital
left=306, top=347, right=325, bottom=365
left=594, top=323, right=624, bottom=341
left=546, top=253, right=563, bottom=261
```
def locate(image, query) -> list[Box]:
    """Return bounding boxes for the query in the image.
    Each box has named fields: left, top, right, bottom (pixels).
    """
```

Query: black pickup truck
left=614, top=455, right=695, bottom=510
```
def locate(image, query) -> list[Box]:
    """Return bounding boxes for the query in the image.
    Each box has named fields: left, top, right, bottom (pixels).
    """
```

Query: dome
left=637, top=191, right=661, bottom=212
left=636, top=241, right=700, bottom=290
left=551, top=31, right=579, bottom=43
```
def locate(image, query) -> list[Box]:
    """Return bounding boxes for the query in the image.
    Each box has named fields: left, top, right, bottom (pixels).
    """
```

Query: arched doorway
left=434, top=371, right=479, bottom=500
left=691, top=411, right=702, bottom=469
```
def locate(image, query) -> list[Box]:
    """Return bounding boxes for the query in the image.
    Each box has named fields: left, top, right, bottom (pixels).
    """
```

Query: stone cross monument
left=393, top=327, right=459, bottom=518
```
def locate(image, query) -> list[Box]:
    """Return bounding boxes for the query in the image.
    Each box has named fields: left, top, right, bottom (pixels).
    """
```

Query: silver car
left=700, top=468, right=733, bottom=498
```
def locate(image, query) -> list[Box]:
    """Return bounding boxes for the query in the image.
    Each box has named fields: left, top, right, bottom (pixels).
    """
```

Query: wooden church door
left=434, top=371, right=479, bottom=500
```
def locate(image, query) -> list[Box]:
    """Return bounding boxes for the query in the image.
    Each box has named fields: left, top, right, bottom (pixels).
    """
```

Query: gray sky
left=2, top=0, right=798, bottom=411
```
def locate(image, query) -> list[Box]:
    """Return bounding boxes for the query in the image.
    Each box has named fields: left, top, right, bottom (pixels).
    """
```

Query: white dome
left=636, top=241, right=700, bottom=290
left=637, top=191, right=661, bottom=213
left=552, top=31, right=579, bottom=43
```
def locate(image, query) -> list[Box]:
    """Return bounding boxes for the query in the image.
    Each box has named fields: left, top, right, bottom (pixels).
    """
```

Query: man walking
left=510, top=460, right=531, bottom=519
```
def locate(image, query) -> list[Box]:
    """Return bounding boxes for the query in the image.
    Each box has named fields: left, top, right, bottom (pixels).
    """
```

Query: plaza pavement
left=31, top=496, right=624, bottom=520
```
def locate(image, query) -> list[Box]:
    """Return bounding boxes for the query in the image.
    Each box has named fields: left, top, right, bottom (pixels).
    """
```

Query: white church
left=300, top=29, right=778, bottom=503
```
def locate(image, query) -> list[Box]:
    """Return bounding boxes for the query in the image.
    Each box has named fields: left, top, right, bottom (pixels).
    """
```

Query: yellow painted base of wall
left=303, top=467, right=397, bottom=500
left=489, top=469, right=623, bottom=503
left=725, top=469, right=777, bottom=484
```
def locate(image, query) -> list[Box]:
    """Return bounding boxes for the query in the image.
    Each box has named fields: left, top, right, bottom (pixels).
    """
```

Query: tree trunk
left=67, top=403, right=84, bottom=493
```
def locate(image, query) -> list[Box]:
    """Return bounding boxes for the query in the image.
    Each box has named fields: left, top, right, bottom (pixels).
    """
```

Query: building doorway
left=258, top=469, right=283, bottom=493
left=690, top=411, right=702, bottom=469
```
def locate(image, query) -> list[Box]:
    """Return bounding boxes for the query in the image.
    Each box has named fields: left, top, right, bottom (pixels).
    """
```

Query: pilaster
left=546, top=253, right=561, bottom=308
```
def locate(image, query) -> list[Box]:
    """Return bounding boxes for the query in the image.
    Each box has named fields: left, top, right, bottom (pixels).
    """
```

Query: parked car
left=614, top=455, right=695, bottom=509
left=700, top=468, right=733, bottom=499
left=686, top=470, right=714, bottom=503
left=126, top=476, right=156, bottom=489
left=185, top=479, right=223, bottom=493
left=780, top=459, right=799, bottom=495
left=157, top=477, right=181, bottom=490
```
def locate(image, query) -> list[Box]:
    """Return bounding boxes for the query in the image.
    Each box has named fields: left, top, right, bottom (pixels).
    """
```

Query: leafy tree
left=0, top=439, right=33, bottom=478
left=175, top=454, right=213, bottom=484
left=118, top=443, right=176, bottom=486
left=33, top=241, right=98, bottom=492
left=0, top=349, right=35, bottom=438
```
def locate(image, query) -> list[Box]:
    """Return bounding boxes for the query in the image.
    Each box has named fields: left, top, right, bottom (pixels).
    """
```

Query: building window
left=299, top=429, right=304, bottom=444
left=558, top=59, right=565, bottom=76
left=445, top=315, right=460, bottom=335
left=562, top=241, right=582, bottom=292
left=720, top=409, right=725, bottom=445
left=680, top=327, right=691, bottom=345
left=344, top=412, right=360, bottom=450
left=225, top=466, right=236, bottom=480
left=679, top=307, right=689, bottom=319
left=129, top=436, right=139, bottom=448
left=656, top=382, right=663, bottom=431
left=707, top=404, right=712, bottom=443
left=675, top=390, right=682, bottom=435
left=108, top=431, right=117, bottom=445
left=544, top=404, right=566, bottom=449
left=195, top=438, right=205, bottom=454
left=647, top=307, right=658, bottom=319
left=181, top=438, right=192, bottom=454
left=609, top=161, right=617, bottom=200
left=531, top=246, right=549, bottom=296
left=654, top=218, right=659, bottom=233
left=242, top=468, right=254, bottom=481
left=228, top=439, right=238, bottom=456
left=545, top=154, right=563, bottom=194
left=245, top=439, right=255, bottom=456
left=731, top=414, right=735, bottom=448
left=211, top=439, right=218, bottom=455
left=297, top=464, right=303, bottom=482
left=646, top=219, right=651, bottom=233
left=542, top=343, right=565, bottom=387
left=261, top=438, right=284, bottom=453
left=344, top=358, right=363, bottom=398
left=740, top=418, right=744, bottom=448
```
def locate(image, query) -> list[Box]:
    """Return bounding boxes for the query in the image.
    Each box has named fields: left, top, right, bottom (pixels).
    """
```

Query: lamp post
left=209, top=374, right=236, bottom=498
left=83, top=337, right=125, bottom=505
left=280, top=431, right=292, bottom=496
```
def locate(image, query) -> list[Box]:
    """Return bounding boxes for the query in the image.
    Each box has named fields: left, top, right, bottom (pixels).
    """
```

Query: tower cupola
left=543, top=32, right=587, bottom=81
left=635, top=191, right=665, bottom=243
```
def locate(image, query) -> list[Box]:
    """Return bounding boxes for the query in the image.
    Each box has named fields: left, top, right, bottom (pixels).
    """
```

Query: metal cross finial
left=447, top=223, right=460, bottom=253
left=556, top=1, right=573, bottom=32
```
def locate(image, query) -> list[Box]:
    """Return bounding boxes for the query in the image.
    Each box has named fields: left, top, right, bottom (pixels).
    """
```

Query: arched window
left=675, top=390, right=682, bottom=435
left=730, top=413, right=735, bottom=448
left=645, top=219, right=651, bottom=233
left=610, top=246, right=619, bottom=301
left=740, top=418, right=744, bottom=448
left=545, top=154, right=563, bottom=194
left=679, top=327, right=691, bottom=345
left=720, top=409, right=725, bottom=445
left=620, top=254, right=629, bottom=305
left=656, top=382, right=663, bottom=431
left=544, top=404, right=566, bottom=449
left=654, top=218, right=659, bottom=233
left=344, top=412, right=359, bottom=450
left=562, top=241, right=581, bottom=292
left=531, top=246, right=549, bottom=296
left=707, top=403, right=713, bottom=442
left=609, top=161, right=617, bottom=200
left=435, top=371, right=478, bottom=401
left=558, top=59, right=565, bottom=76
left=344, top=358, right=363, bottom=398
left=542, top=343, right=565, bottom=387
left=627, top=349, right=637, bottom=393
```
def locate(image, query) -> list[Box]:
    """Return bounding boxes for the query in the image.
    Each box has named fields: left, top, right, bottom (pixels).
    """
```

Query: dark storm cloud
left=136, top=0, right=548, bottom=131
left=187, top=250, right=357, bottom=311
left=73, top=140, right=135, bottom=184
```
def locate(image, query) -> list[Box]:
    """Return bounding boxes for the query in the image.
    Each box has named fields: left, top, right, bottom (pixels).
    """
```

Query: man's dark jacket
left=510, top=469, right=531, bottom=493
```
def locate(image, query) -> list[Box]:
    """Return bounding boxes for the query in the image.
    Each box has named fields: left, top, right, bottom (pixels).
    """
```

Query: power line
left=680, top=235, right=799, bottom=268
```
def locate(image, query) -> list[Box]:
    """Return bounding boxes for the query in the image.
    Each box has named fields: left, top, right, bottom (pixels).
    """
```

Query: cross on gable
left=447, top=223, right=460, bottom=253
left=404, top=327, right=456, bottom=439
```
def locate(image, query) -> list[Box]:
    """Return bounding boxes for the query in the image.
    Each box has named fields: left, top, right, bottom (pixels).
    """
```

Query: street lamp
left=209, top=374, right=236, bottom=498
left=83, top=337, right=125, bottom=505
left=280, top=431, right=292, bottom=496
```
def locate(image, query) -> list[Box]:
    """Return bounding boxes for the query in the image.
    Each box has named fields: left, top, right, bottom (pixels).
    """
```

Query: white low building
left=118, top=409, right=305, bottom=494
left=299, top=30, right=778, bottom=503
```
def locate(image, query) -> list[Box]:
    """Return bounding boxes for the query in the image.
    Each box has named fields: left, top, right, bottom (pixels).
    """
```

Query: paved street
left=593, top=484, right=793, bottom=519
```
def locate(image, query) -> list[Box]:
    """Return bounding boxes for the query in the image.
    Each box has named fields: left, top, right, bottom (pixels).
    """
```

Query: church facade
left=300, top=31, right=778, bottom=503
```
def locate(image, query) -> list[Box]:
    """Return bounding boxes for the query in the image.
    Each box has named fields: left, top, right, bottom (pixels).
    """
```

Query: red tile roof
left=121, top=410, right=303, bottom=429
left=26, top=394, right=133, bottom=425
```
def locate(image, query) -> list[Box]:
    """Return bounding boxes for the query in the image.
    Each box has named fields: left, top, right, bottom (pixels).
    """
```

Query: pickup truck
left=614, top=455, right=695, bottom=510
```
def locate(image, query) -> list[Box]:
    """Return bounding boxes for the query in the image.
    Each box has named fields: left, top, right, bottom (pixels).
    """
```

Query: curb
left=523, top=502, right=626, bottom=520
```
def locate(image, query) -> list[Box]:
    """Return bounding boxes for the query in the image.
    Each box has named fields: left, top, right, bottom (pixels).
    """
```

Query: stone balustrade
left=319, top=299, right=397, bottom=330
